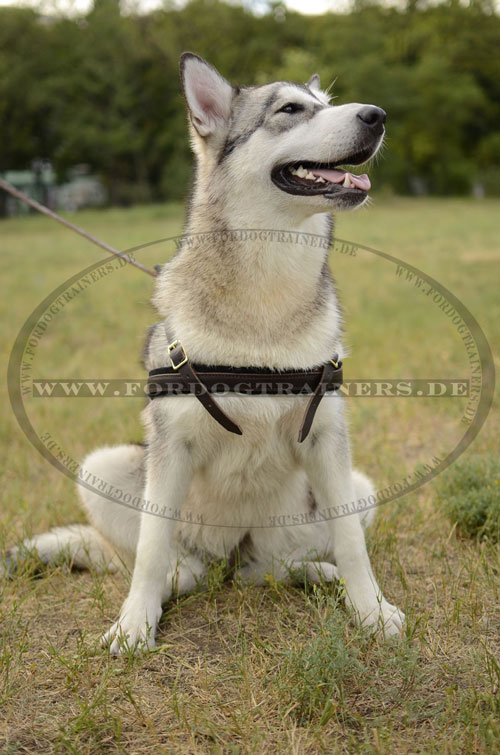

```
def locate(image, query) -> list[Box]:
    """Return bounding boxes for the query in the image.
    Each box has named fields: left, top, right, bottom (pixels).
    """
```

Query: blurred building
left=1, top=161, right=107, bottom=216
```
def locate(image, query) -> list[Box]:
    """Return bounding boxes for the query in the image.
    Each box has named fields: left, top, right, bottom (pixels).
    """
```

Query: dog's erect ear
left=180, top=53, right=233, bottom=137
left=306, top=73, right=321, bottom=92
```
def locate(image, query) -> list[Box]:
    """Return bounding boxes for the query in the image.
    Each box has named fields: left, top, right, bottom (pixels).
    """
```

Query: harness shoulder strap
left=297, top=359, right=338, bottom=442
left=165, top=342, right=242, bottom=436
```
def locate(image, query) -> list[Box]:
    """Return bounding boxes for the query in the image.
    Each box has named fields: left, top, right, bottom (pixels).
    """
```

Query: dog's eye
left=277, top=103, right=304, bottom=115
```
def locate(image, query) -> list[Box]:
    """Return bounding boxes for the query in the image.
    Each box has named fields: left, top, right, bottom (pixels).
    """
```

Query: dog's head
left=180, top=53, right=385, bottom=214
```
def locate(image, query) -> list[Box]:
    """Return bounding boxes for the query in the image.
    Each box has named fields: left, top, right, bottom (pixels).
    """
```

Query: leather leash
left=0, top=178, right=157, bottom=278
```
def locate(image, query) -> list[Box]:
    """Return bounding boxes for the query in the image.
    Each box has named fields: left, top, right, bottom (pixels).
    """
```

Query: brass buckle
left=168, top=340, right=188, bottom=371
left=330, top=357, right=339, bottom=369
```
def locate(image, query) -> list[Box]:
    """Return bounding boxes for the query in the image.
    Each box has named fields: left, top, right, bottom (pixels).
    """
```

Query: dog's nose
left=356, top=106, right=386, bottom=131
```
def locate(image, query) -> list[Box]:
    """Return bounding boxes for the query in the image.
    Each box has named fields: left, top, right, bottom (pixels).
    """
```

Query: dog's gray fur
left=9, top=54, right=404, bottom=653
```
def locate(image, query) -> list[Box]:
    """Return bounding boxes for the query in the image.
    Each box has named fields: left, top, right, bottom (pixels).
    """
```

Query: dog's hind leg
left=4, top=444, right=146, bottom=576
left=162, top=553, right=207, bottom=602
left=77, top=444, right=145, bottom=564
left=237, top=559, right=340, bottom=586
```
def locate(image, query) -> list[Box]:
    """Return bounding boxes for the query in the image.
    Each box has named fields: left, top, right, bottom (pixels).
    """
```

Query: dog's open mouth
left=271, top=151, right=373, bottom=198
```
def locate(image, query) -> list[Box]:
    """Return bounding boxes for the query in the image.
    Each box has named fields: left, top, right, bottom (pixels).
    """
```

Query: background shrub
left=436, top=455, right=500, bottom=542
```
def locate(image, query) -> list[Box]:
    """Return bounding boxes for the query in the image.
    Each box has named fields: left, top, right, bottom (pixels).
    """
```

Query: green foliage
left=276, top=604, right=365, bottom=722
left=1, top=0, right=500, bottom=204
left=273, top=590, right=420, bottom=725
left=436, top=455, right=500, bottom=542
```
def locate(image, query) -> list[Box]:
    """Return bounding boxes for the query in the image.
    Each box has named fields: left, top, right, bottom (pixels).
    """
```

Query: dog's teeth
left=315, top=176, right=326, bottom=183
left=343, top=174, right=353, bottom=188
left=291, top=166, right=322, bottom=181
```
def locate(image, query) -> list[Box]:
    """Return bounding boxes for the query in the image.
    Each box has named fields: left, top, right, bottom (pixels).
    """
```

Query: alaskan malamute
left=10, top=54, right=404, bottom=653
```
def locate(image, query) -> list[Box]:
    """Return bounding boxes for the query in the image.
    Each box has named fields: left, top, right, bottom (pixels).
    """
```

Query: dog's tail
left=3, top=524, right=120, bottom=576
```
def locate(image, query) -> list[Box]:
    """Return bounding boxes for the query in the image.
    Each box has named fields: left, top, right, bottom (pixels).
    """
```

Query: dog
left=9, top=53, right=404, bottom=653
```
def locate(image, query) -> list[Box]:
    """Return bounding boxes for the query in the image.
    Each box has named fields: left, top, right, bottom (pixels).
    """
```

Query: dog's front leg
left=299, top=419, right=404, bottom=638
left=102, top=441, right=192, bottom=655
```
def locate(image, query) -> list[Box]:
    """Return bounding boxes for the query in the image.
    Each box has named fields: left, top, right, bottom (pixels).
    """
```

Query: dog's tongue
left=312, top=168, right=371, bottom=191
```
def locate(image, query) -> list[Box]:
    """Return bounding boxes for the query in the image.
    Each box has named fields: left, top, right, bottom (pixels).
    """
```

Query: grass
left=437, top=455, right=500, bottom=542
left=0, top=196, right=499, bottom=753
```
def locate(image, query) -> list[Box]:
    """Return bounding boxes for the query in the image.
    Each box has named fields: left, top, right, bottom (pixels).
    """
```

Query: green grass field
left=1, top=197, right=499, bottom=753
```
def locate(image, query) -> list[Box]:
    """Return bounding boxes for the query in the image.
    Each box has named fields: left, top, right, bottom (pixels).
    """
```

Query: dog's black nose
left=357, top=106, right=386, bottom=130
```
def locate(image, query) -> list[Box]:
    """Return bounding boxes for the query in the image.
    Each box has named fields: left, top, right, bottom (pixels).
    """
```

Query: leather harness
left=147, top=340, right=343, bottom=442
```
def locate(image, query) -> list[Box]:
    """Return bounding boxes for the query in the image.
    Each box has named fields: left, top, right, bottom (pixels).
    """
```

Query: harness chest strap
left=147, top=341, right=343, bottom=443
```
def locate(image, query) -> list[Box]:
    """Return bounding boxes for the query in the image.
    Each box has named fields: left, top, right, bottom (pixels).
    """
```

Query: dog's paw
left=101, top=599, right=162, bottom=656
left=373, top=600, right=405, bottom=638
left=348, top=596, right=405, bottom=639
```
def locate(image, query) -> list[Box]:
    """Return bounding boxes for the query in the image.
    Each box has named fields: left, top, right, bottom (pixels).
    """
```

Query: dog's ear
left=306, top=73, right=321, bottom=92
left=180, top=53, right=234, bottom=137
